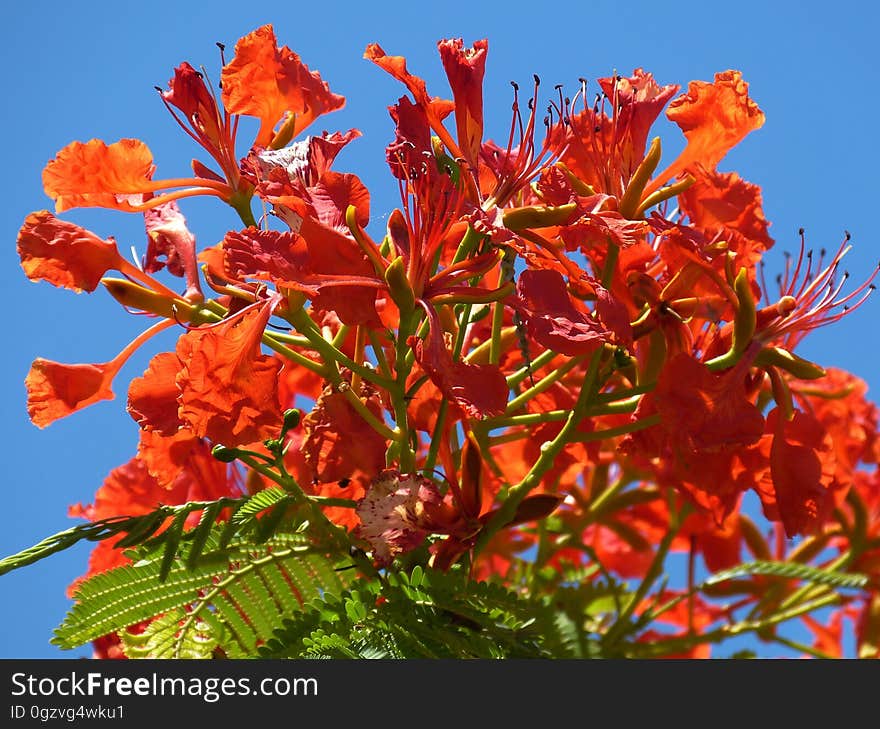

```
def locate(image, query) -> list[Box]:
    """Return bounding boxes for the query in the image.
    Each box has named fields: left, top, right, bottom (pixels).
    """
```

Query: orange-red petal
left=364, top=43, right=456, bottom=150
left=660, top=71, right=764, bottom=182
left=17, top=210, right=123, bottom=292
left=221, top=24, right=345, bottom=147
left=437, top=38, right=488, bottom=166
left=176, top=303, right=283, bottom=446
left=768, top=408, right=836, bottom=537
left=301, top=384, right=388, bottom=483
left=42, top=138, right=155, bottom=212
left=127, top=351, right=185, bottom=435
left=26, top=358, right=116, bottom=428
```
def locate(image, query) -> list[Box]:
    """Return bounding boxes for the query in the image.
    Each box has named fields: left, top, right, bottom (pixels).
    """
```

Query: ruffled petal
left=176, top=302, right=283, bottom=446
left=17, top=211, right=123, bottom=292
left=26, top=358, right=115, bottom=428
left=221, top=24, right=345, bottom=147
left=42, top=138, right=155, bottom=212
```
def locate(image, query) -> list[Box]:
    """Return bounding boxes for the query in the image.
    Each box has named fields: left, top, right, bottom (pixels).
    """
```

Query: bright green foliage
left=121, top=609, right=221, bottom=659
left=259, top=566, right=564, bottom=659
left=5, top=495, right=872, bottom=659
left=704, top=560, right=868, bottom=590
left=53, top=529, right=347, bottom=658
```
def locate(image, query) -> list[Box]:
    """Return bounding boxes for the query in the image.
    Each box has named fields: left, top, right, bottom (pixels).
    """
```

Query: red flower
left=221, top=24, right=345, bottom=148
left=514, top=269, right=613, bottom=356
left=763, top=407, right=836, bottom=537
left=26, top=320, right=173, bottom=429
left=176, top=300, right=283, bottom=447
left=301, top=381, right=388, bottom=484
left=17, top=211, right=125, bottom=292
left=26, top=360, right=116, bottom=429
left=437, top=38, right=488, bottom=168
left=409, top=304, right=508, bottom=419
left=646, top=70, right=765, bottom=196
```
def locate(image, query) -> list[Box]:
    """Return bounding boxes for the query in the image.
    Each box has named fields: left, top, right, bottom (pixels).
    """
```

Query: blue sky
left=2, top=0, right=878, bottom=658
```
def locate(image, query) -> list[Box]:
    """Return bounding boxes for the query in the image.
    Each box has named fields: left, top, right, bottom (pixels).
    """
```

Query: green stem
left=601, top=241, right=619, bottom=288
left=474, top=349, right=604, bottom=553
left=230, top=194, right=257, bottom=228
left=570, top=414, right=660, bottom=442
left=771, top=634, right=837, bottom=659
left=450, top=225, right=485, bottom=265
left=237, top=455, right=304, bottom=500
left=331, top=323, right=350, bottom=349
left=423, top=399, right=449, bottom=475
left=367, top=329, right=393, bottom=379
left=308, top=496, right=359, bottom=509
left=586, top=397, right=642, bottom=415
left=603, top=495, right=689, bottom=648
left=586, top=478, right=629, bottom=518
left=629, top=593, right=841, bottom=658
left=505, top=354, right=586, bottom=414
left=506, top=349, right=557, bottom=388
left=392, top=312, right=418, bottom=472
left=594, top=383, right=654, bottom=402
left=488, top=297, right=505, bottom=365
left=285, top=307, right=394, bottom=389
left=403, top=315, right=430, bottom=371
left=777, top=551, right=852, bottom=612
left=483, top=410, right=569, bottom=429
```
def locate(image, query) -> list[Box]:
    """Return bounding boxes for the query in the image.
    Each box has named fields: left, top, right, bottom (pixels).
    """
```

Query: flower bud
left=384, top=256, right=416, bottom=316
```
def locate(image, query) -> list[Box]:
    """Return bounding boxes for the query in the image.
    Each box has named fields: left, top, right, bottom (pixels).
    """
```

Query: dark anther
left=578, top=77, right=587, bottom=84
left=153, top=85, right=163, bottom=93
left=216, top=42, right=226, bottom=51
left=511, top=81, right=519, bottom=91
left=555, top=83, right=563, bottom=90
left=528, top=99, right=535, bottom=110
left=594, top=126, right=601, bottom=133
left=845, top=230, right=852, bottom=240
left=820, top=248, right=827, bottom=257
left=798, top=227, right=805, bottom=235
left=338, top=478, right=352, bottom=488
left=533, top=73, right=541, bottom=85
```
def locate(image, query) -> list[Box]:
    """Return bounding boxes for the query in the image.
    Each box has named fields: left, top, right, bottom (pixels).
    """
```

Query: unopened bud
left=211, top=444, right=239, bottom=463
left=384, top=256, right=416, bottom=316
left=281, top=408, right=301, bottom=434
left=754, top=346, right=826, bottom=380
left=102, top=277, right=205, bottom=324
left=502, top=203, right=577, bottom=231
left=732, top=268, right=757, bottom=354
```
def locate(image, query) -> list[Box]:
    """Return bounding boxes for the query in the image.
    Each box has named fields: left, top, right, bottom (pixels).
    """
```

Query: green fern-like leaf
left=53, top=528, right=348, bottom=658
left=120, top=608, right=223, bottom=659
left=0, top=489, right=311, bottom=579
left=704, top=560, right=868, bottom=590
left=231, top=488, right=294, bottom=525
left=259, top=566, right=562, bottom=659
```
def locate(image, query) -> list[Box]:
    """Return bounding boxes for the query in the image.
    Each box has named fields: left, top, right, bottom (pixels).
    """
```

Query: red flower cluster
left=19, top=25, right=880, bottom=658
